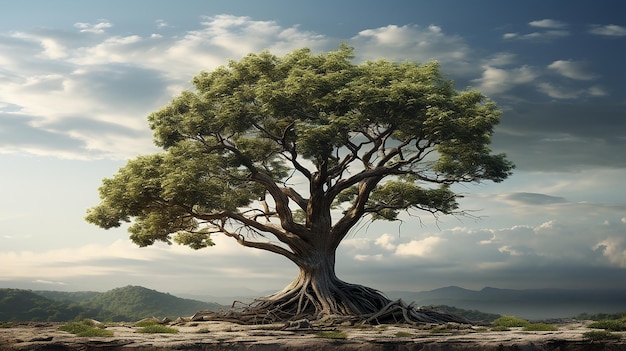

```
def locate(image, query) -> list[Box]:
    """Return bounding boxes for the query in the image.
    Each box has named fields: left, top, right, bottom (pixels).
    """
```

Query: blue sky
left=1, top=0, right=625, bottom=297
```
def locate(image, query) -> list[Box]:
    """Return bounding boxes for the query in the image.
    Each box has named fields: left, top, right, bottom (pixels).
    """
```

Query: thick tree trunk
left=245, top=247, right=390, bottom=322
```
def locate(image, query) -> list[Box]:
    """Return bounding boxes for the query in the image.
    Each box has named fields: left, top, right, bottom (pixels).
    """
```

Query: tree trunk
left=245, top=246, right=391, bottom=322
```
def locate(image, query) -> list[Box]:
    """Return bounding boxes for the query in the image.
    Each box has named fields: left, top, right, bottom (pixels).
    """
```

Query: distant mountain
left=0, top=286, right=224, bottom=322
left=388, top=286, right=626, bottom=320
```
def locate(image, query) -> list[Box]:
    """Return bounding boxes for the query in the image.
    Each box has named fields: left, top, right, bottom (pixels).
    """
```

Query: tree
left=86, top=46, right=514, bottom=324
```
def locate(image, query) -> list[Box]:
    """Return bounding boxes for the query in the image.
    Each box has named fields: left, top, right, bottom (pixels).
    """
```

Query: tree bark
left=244, top=244, right=390, bottom=322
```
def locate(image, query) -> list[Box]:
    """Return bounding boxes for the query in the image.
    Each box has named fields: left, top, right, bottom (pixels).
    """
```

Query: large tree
left=87, top=46, right=513, bottom=323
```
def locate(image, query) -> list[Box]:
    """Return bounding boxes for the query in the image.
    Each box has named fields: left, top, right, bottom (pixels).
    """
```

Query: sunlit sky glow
left=1, top=0, right=625, bottom=297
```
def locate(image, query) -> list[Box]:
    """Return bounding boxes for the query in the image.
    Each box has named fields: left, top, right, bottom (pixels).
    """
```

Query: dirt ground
left=1, top=319, right=625, bottom=351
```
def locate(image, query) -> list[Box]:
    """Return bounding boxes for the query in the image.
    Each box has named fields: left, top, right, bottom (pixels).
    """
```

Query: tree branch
left=220, top=227, right=301, bottom=265
left=281, top=187, right=308, bottom=211
left=331, top=175, right=384, bottom=246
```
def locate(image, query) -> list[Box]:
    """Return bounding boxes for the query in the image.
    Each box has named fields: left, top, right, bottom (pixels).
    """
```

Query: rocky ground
left=1, top=319, right=625, bottom=351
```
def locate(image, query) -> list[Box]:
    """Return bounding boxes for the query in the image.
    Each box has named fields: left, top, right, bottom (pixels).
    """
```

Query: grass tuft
left=316, top=330, right=348, bottom=339
left=587, top=319, right=626, bottom=331
left=429, top=325, right=455, bottom=334
left=491, top=316, right=530, bottom=328
left=137, top=324, right=179, bottom=334
left=583, top=330, right=622, bottom=341
left=59, top=321, right=113, bottom=337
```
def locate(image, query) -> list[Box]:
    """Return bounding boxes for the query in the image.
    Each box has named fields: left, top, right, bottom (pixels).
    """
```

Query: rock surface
left=1, top=320, right=625, bottom=351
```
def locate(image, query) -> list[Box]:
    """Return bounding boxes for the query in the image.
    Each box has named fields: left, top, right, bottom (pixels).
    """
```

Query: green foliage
left=0, top=289, right=99, bottom=322
left=0, top=322, right=12, bottom=328
left=0, top=286, right=222, bottom=322
left=491, top=317, right=556, bottom=332
left=137, top=324, right=179, bottom=334
left=86, top=45, right=513, bottom=264
left=429, top=325, right=455, bottom=333
left=587, top=319, right=626, bottom=331
left=491, top=316, right=531, bottom=328
left=135, top=319, right=160, bottom=327
left=583, top=330, right=622, bottom=341
left=59, top=321, right=113, bottom=337
left=523, top=323, right=558, bottom=331
left=79, top=286, right=223, bottom=321
left=576, top=311, right=626, bottom=321
left=316, top=330, right=348, bottom=339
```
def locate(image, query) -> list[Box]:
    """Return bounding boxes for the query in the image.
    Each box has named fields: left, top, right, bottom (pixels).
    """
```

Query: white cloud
left=156, top=19, right=170, bottom=29
left=351, top=24, right=470, bottom=73
left=503, top=23, right=569, bottom=41
left=484, top=52, right=517, bottom=67
left=537, top=82, right=584, bottom=99
left=33, top=280, right=67, bottom=285
left=511, top=31, right=569, bottom=40
left=472, top=65, right=538, bottom=95
left=74, top=21, right=113, bottom=34
left=589, top=24, right=626, bottom=37
left=354, top=254, right=383, bottom=261
left=10, top=32, right=68, bottom=60
left=0, top=234, right=274, bottom=282
left=0, top=15, right=330, bottom=160
left=395, top=236, right=444, bottom=257
left=595, top=237, right=626, bottom=267
left=587, top=85, right=608, bottom=97
left=375, top=233, right=397, bottom=251
left=529, top=19, right=567, bottom=29
left=0, top=240, right=157, bottom=279
left=548, top=60, right=597, bottom=80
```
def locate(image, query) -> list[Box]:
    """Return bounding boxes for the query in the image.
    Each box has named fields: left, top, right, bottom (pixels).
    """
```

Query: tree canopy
left=86, top=46, right=513, bottom=322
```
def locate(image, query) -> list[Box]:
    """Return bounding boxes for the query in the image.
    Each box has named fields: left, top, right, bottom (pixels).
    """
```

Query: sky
left=1, top=0, right=625, bottom=299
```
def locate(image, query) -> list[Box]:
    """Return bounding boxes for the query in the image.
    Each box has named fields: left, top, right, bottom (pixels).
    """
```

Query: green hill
left=0, top=289, right=95, bottom=322
left=80, top=285, right=224, bottom=321
left=35, top=290, right=100, bottom=303
left=0, top=286, right=224, bottom=322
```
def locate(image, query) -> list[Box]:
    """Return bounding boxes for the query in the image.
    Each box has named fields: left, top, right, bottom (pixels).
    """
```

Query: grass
left=587, top=318, right=626, bottom=331
left=583, top=330, right=622, bottom=341
left=490, top=316, right=557, bottom=332
left=0, top=322, right=12, bottom=328
left=58, top=321, right=114, bottom=337
left=429, top=325, right=455, bottom=334
left=492, top=316, right=531, bottom=328
left=133, top=319, right=179, bottom=334
left=137, top=324, right=179, bottom=334
left=316, top=330, right=348, bottom=339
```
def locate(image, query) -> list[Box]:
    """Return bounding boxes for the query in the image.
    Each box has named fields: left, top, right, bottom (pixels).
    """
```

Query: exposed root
left=362, top=299, right=470, bottom=325
left=192, top=290, right=469, bottom=326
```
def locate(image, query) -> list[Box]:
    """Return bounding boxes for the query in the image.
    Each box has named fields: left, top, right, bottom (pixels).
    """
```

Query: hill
left=0, top=286, right=223, bottom=322
left=0, top=289, right=96, bottom=322
left=79, top=285, right=224, bottom=321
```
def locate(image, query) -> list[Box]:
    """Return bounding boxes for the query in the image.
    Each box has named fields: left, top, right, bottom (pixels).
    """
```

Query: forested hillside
left=0, top=286, right=223, bottom=322
left=79, top=286, right=223, bottom=321
left=0, top=289, right=99, bottom=321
